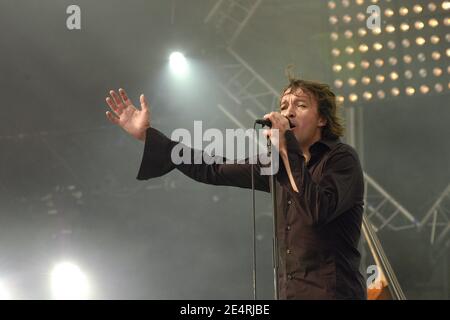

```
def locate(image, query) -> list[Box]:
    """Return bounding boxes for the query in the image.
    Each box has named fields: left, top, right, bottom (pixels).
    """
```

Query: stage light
left=445, top=17, right=450, bottom=26
left=400, top=23, right=410, bottom=31
left=361, top=60, right=370, bottom=69
left=420, top=85, right=430, bottom=94
left=389, top=57, right=398, bottom=65
left=169, top=51, right=189, bottom=77
left=433, top=67, right=443, bottom=77
left=376, top=75, right=385, bottom=83
left=405, top=70, right=413, bottom=80
left=429, top=18, right=439, bottom=27
left=327, top=0, right=449, bottom=104
left=333, top=64, right=342, bottom=72
left=373, top=42, right=383, bottom=51
left=356, top=13, right=366, bottom=22
left=334, top=79, right=343, bottom=88
left=342, top=14, right=352, bottom=23
left=399, top=7, right=408, bottom=16
left=430, top=35, right=440, bottom=44
left=386, top=25, right=395, bottom=33
left=402, top=39, right=411, bottom=48
left=50, top=262, right=90, bottom=299
left=414, top=21, right=424, bottom=30
left=417, top=53, right=426, bottom=62
left=330, top=32, right=338, bottom=41
left=413, top=5, right=423, bottom=14
left=403, top=54, right=413, bottom=63
left=416, top=37, right=426, bottom=46
left=359, top=44, right=369, bottom=53
left=0, top=281, right=11, bottom=300
left=428, top=3, right=437, bottom=12
left=374, top=59, right=384, bottom=67
left=387, top=41, right=396, bottom=49
left=419, top=68, right=428, bottom=77
left=405, top=87, right=415, bottom=96
left=362, top=76, right=371, bottom=85
left=363, top=91, right=373, bottom=100
left=390, top=72, right=399, bottom=80
left=372, top=28, right=382, bottom=35
left=385, top=8, right=394, bottom=17
left=329, top=15, right=338, bottom=25
left=349, top=93, right=358, bottom=102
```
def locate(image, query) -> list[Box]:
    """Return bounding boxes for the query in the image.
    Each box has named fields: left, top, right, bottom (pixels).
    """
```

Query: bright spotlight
left=169, top=51, right=189, bottom=77
left=0, top=281, right=11, bottom=300
left=51, top=262, right=90, bottom=300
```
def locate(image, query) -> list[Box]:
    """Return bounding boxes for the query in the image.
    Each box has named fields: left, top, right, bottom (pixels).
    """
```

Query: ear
left=318, top=116, right=327, bottom=128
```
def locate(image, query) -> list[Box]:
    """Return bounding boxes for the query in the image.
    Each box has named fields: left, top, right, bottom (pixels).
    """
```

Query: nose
left=285, top=103, right=296, bottom=119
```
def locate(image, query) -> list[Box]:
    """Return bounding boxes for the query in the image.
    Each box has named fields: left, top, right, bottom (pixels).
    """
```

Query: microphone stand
left=266, top=135, right=280, bottom=300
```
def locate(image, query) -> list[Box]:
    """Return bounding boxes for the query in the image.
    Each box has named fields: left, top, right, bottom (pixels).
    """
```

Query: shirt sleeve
left=281, top=130, right=364, bottom=226
left=136, top=127, right=270, bottom=192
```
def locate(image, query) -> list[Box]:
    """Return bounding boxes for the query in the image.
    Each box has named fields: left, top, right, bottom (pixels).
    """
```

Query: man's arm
left=104, top=88, right=269, bottom=192
left=137, top=127, right=270, bottom=192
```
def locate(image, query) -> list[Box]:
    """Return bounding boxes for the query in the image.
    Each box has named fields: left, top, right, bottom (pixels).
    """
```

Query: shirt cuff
left=136, top=127, right=177, bottom=180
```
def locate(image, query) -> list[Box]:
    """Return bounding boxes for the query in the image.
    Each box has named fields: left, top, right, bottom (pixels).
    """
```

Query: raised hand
left=105, top=88, right=150, bottom=141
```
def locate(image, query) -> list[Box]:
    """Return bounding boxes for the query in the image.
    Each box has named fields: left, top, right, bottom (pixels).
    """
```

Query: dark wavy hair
left=280, top=77, right=345, bottom=139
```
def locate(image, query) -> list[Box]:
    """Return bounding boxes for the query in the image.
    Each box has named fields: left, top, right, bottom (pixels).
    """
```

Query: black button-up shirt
left=137, top=127, right=367, bottom=300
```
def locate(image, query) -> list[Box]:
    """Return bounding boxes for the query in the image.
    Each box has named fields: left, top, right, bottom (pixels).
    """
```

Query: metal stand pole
left=267, top=137, right=279, bottom=300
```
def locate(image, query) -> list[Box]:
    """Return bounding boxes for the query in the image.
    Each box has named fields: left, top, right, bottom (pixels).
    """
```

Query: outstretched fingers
left=105, top=110, right=120, bottom=125
left=106, top=96, right=120, bottom=116
left=110, top=90, right=125, bottom=113
left=140, top=94, right=149, bottom=111
left=119, top=88, right=133, bottom=107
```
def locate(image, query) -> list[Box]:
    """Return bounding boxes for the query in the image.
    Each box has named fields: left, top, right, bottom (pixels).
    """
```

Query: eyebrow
left=280, top=97, right=309, bottom=104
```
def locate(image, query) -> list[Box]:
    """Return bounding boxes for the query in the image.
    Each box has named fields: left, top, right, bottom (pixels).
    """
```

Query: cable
left=251, top=122, right=258, bottom=300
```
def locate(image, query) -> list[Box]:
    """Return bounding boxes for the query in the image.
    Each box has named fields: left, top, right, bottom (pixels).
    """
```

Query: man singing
left=105, top=78, right=367, bottom=300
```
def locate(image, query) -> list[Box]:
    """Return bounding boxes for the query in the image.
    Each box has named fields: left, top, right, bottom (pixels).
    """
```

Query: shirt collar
left=309, top=137, right=340, bottom=153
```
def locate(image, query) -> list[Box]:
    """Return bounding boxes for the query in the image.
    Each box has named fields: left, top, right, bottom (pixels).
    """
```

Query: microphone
left=255, top=117, right=295, bottom=128
left=254, top=119, right=272, bottom=127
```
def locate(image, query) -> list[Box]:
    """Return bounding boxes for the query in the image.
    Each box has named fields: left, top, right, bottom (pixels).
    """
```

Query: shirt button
left=286, top=225, right=291, bottom=231
left=287, top=200, right=292, bottom=205
left=287, top=249, right=292, bottom=254
left=287, top=274, right=293, bottom=280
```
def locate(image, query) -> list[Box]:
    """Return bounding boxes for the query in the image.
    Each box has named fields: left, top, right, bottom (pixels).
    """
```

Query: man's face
left=280, top=87, right=326, bottom=146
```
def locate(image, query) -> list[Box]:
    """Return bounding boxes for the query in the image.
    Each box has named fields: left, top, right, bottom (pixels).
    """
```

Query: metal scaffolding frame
left=419, top=184, right=450, bottom=248
left=363, top=172, right=419, bottom=232
left=204, top=0, right=263, bottom=46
